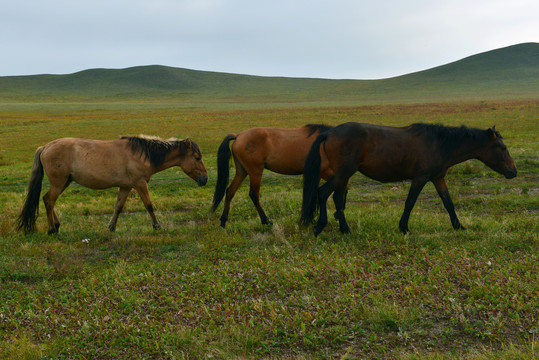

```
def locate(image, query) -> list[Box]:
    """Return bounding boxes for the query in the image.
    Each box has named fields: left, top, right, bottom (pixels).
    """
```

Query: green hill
left=0, top=43, right=537, bottom=104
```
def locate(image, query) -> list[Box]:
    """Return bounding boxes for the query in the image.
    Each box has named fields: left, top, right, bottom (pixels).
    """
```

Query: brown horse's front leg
left=399, top=177, right=428, bottom=234
left=108, top=187, right=131, bottom=232
left=432, top=177, right=465, bottom=231
left=135, top=182, right=161, bottom=230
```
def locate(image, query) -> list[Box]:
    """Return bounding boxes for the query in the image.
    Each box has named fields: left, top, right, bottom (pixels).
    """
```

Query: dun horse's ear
left=185, top=138, right=193, bottom=149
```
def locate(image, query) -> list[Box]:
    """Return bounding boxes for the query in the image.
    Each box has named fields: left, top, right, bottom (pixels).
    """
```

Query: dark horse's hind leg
left=314, top=177, right=335, bottom=236
left=248, top=173, right=272, bottom=226
left=399, top=176, right=428, bottom=234
left=433, top=177, right=465, bottom=230
left=333, top=186, right=350, bottom=234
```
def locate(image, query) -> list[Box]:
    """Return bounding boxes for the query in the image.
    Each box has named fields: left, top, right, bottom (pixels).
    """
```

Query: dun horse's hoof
left=153, top=223, right=162, bottom=230
left=47, top=228, right=58, bottom=235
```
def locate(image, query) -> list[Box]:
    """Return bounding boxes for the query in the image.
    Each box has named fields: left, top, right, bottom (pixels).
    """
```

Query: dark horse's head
left=476, top=126, right=517, bottom=179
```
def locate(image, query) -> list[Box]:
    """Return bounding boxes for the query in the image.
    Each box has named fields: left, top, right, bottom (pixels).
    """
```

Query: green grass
left=0, top=99, right=538, bottom=359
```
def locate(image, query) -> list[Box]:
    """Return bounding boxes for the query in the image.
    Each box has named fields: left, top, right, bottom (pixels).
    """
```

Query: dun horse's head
left=476, top=126, right=517, bottom=179
left=180, top=139, right=208, bottom=186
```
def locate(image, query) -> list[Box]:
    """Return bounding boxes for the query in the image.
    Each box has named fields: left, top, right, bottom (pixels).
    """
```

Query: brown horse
left=212, top=124, right=334, bottom=227
left=301, top=123, right=517, bottom=236
left=17, top=135, right=208, bottom=234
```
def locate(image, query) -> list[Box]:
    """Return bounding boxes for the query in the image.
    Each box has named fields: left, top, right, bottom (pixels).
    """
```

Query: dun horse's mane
left=409, top=123, right=500, bottom=159
left=304, top=124, right=333, bottom=137
left=122, top=135, right=198, bottom=166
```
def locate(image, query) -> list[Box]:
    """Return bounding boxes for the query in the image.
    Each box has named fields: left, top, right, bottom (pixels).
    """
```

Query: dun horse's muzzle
left=197, top=174, right=208, bottom=186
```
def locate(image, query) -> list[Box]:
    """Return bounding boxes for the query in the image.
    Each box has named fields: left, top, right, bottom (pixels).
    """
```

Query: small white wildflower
left=487, top=260, right=492, bottom=266
left=82, top=238, right=90, bottom=244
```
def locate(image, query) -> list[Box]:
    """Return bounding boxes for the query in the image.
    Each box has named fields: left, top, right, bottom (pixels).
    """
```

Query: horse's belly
left=71, top=170, right=129, bottom=189
left=358, top=165, right=412, bottom=183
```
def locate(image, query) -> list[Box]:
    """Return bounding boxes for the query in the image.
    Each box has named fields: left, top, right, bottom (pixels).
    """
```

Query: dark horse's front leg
left=399, top=177, right=428, bottom=234
left=432, top=177, right=465, bottom=230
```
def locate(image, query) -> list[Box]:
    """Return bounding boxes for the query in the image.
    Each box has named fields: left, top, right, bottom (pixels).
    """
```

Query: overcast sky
left=1, top=0, right=537, bottom=79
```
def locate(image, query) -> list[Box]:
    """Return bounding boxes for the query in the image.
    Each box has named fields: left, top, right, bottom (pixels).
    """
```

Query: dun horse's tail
left=211, top=134, right=237, bottom=212
left=17, top=147, right=45, bottom=233
left=300, top=132, right=328, bottom=226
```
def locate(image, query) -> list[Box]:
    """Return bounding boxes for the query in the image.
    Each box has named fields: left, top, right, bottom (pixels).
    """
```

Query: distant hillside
left=0, top=43, right=537, bottom=104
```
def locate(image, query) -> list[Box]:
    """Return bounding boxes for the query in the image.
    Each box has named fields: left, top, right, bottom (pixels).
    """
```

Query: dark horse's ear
left=184, top=138, right=193, bottom=149
left=488, top=126, right=497, bottom=140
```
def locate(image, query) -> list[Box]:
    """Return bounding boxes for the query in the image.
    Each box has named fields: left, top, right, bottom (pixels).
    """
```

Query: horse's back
left=40, top=137, right=139, bottom=189
left=232, top=126, right=322, bottom=175
left=325, top=122, right=434, bottom=182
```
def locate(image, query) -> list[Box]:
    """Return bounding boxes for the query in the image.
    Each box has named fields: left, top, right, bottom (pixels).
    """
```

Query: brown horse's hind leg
left=43, top=179, right=71, bottom=235
left=108, top=187, right=131, bottom=232
left=432, top=177, right=465, bottom=230
left=219, top=165, right=248, bottom=228
left=135, top=182, right=161, bottom=230
left=248, top=173, right=272, bottom=226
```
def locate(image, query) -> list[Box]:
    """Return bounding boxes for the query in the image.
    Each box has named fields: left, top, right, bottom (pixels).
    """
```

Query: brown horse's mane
left=122, top=135, right=199, bottom=166
left=409, top=123, right=500, bottom=160
left=305, top=124, right=333, bottom=137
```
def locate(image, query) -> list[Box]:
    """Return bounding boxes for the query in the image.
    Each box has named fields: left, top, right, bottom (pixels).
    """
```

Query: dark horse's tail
left=17, top=147, right=45, bottom=233
left=211, top=134, right=237, bottom=212
left=300, top=132, right=328, bottom=226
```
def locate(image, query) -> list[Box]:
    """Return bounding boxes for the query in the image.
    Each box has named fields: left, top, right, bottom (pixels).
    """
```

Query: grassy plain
left=0, top=100, right=538, bottom=359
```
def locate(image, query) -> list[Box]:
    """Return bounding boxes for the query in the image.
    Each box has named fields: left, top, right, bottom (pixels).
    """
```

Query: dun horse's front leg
left=108, top=187, right=131, bottom=232
left=432, top=177, right=465, bottom=230
left=135, top=182, right=161, bottom=230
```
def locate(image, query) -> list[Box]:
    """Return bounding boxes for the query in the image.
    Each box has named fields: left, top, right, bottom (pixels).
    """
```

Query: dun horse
left=17, top=135, right=208, bottom=234
left=301, top=123, right=517, bottom=236
left=212, top=124, right=334, bottom=227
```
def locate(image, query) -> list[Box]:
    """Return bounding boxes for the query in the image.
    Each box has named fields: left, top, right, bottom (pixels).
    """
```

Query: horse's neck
left=153, top=149, right=182, bottom=173
left=447, top=141, right=483, bottom=167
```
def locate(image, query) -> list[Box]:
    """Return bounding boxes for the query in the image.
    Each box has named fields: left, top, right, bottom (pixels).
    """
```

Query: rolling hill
left=0, top=43, right=537, bottom=104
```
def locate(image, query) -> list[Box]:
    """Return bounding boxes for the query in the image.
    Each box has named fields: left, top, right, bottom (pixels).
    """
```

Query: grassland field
left=0, top=99, right=538, bottom=359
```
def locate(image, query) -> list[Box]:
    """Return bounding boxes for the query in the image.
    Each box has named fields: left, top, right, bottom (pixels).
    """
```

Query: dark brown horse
left=300, top=123, right=517, bottom=236
left=212, top=124, right=334, bottom=227
left=17, top=135, right=208, bottom=234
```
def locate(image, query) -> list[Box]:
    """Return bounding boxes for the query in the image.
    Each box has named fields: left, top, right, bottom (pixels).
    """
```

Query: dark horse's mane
left=305, top=124, right=333, bottom=137
left=409, top=123, right=500, bottom=160
left=122, top=135, right=200, bottom=167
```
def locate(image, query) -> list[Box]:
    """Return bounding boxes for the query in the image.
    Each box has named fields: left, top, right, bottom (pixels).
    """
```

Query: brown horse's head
left=179, top=139, right=208, bottom=186
left=476, top=127, right=517, bottom=179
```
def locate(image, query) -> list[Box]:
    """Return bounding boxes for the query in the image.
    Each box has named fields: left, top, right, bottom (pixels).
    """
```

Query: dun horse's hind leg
left=248, top=173, right=272, bottom=225
left=108, top=187, right=131, bottom=232
left=399, top=176, right=428, bottom=234
left=135, top=182, right=161, bottom=230
left=43, top=179, right=71, bottom=234
left=432, top=177, right=465, bottom=230
left=219, top=165, right=247, bottom=228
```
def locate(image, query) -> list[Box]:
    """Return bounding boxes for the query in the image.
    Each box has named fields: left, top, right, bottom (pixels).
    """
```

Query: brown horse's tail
left=17, top=147, right=45, bottom=233
left=211, top=134, right=237, bottom=212
left=300, top=132, right=328, bottom=226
